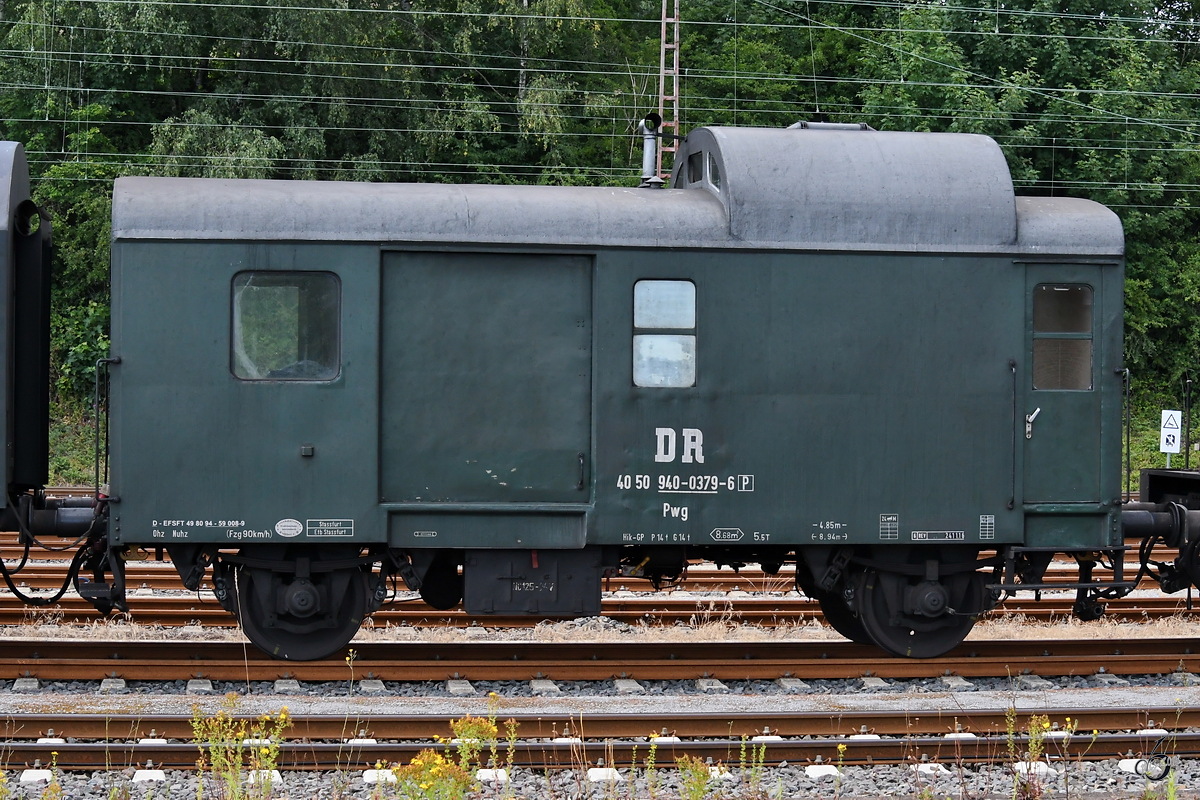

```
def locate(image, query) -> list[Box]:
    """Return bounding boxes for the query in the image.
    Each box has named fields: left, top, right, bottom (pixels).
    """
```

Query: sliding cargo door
left=380, top=252, right=592, bottom=503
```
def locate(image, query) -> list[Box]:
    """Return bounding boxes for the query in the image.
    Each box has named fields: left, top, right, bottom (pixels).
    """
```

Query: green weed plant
left=191, top=694, right=291, bottom=800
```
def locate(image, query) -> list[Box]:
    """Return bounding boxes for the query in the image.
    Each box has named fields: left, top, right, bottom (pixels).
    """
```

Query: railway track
left=0, top=591, right=1196, bottom=628
left=3, top=706, right=1192, bottom=742
left=2, top=498, right=1196, bottom=777
left=0, top=637, right=1196, bottom=681
left=0, top=707, right=1189, bottom=770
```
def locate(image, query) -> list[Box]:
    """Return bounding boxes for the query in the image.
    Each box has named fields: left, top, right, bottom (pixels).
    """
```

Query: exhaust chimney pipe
left=638, top=113, right=664, bottom=188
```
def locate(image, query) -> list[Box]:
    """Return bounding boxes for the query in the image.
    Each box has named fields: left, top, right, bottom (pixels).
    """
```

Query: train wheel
left=794, top=559, right=873, bottom=645
left=856, top=567, right=988, bottom=658
left=232, top=546, right=370, bottom=661
left=419, top=556, right=463, bottom=610
left=812, top=589, right=874, bottom=645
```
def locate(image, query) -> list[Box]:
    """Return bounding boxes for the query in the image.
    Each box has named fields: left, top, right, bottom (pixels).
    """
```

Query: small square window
left=634, top=334, right=696, bottom=387
left=232, top=271, right=340, bottom=381
left=1034, top=285, right=1092, bottom=333
left=633, top=280, right=696, bottom=388
left=1033, top=339, right=1092, bottom=390
left=634, top=280, right=695, bottom=329
left=1031, top=283, right=1093, bottom=391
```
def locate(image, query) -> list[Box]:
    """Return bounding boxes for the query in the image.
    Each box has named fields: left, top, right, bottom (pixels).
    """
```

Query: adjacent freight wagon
left=4, top=123, right=1196, bottom=660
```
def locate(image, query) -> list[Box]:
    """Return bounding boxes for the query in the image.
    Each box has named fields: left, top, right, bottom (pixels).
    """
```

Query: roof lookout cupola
left=670, top=124, right=1018, bottom=249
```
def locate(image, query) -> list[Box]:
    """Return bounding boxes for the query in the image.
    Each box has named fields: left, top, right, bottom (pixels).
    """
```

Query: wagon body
left=108, top=126, right=1124, bottom=560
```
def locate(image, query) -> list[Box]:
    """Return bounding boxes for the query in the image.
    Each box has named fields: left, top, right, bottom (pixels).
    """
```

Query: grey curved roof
left=1013, top=196, right=1124, bottom=255
left=113, top=125, right=1123, bottom=256
left=675, top=127, right=1016, bottom=247
left=113, top=180, right=731, bottom=250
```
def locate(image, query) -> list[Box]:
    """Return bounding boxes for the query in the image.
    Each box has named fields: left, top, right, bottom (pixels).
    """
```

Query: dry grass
left=970, top=611, right=1200, bottom=641
left=3, top=606, right=1200, bottom=647
left=0, top=616, right=246, bottom=643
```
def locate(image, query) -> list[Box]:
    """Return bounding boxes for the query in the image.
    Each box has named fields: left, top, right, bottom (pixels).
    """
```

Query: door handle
left=1025, top=407, right=1041, bottom=439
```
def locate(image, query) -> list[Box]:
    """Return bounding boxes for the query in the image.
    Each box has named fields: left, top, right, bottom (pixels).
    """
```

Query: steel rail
left=0, top=638, right=1197, bottom=681
left=0, top=707, right=1194, bottom=742
left=1, top=589, right=1195, bottom=628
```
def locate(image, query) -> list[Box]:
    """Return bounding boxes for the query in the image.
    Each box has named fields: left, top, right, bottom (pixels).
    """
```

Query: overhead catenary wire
left=3, top=0, right=1198, bottom=199
left=745, top=0, right=1200, bottom=139
left=7, top=67, right=1200, bottom=121
left=12, top=112, right=1200, bottom=156
left=46, top=0, right=1200, bottom=32
left=6, top=7, right=1195, bottom=98
left=13, top=12, right=1200, bottom=65
left=4, top=26, right=1197, bottom=123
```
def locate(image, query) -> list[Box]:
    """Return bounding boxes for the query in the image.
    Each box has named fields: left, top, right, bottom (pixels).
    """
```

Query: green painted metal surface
left=110, top=241, right=1123, bottom=552
left=110, top=242, right=383, bottom=547
left=593, top=252, right=1028, bottom=549
left=102, top=127, right=1126, bottom=557
left=1024, top=266, right=1103, bottom=503
left=388, top=512, right=585, bottom=549
left=1020, top=263, right=1124, bottom=547
left=379, top=252, right=592, bottom=506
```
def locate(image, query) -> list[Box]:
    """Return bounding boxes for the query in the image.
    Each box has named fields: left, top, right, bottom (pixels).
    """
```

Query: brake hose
left=0, top=542, right=88, bottom=606
left=3, top=542, right=29, bottom=575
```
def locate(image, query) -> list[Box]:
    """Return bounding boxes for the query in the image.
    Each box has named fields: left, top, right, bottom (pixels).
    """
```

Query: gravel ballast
left=6, top=758, right=1197, bottom=799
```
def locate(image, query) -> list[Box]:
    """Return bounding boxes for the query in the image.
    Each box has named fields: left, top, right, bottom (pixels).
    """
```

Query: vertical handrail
left=1124, top=368, right=1132, bottom=499
left=1009, top=359, right=1016, bottom=511
left=93, top=356, right=121, bottom=504
left=1187, top=377, right=1192, bottom=470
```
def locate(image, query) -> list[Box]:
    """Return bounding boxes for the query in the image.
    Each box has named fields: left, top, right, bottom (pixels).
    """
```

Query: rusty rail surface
left=2, top=706, right=1193, bottom=741
left=0, top=592, right=1195, bottom=628
left=0, top=638, right=1196, bottom=681
left=0, top=709, right=1190, bottom=770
